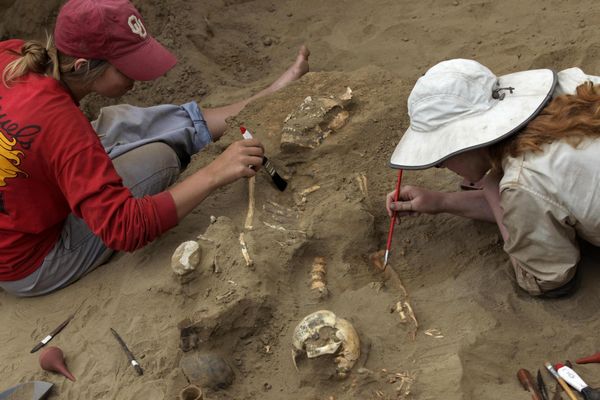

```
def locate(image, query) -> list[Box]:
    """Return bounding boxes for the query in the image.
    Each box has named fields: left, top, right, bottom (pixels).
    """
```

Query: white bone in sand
left=291, top=310, right=360, bottom=378
left=171, top=241, right=201, bottom=276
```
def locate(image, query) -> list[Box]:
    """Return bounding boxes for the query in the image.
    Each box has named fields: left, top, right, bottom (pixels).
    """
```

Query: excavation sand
left=2, top=1, right=600, bottom=399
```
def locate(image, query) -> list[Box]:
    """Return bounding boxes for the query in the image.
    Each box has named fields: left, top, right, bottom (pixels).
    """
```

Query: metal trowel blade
left=0, top=381, right=53, bottom=400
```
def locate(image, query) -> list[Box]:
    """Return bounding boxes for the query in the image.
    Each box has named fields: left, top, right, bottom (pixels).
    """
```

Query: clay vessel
left=39, top=346, right=76, bottom=381
left=179, top=384, right=203, bottom=400
left=179, top=352, right=234, bottom=389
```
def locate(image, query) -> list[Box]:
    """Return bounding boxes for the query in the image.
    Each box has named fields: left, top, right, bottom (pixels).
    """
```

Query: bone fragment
left=171, top=241, right=201, bottom=276
left=244, top=176, right=255, bottom=230
left=424, top=328, right=444, bottom=339
left=216, top=290, right=235, bottom=301
left=239, top=232, right=253, bottom=268
left=262, top=221, right=288, bottom=232
left=370, top=250, right=419, bottom=339
left=328, top=110, right=350, bottom=130
left=299, top=185, right=321, bottom=197
left=355, top=173, right=368, bottom=197
left=281, top=87, right=353, bottom=152
left=393, top=299, right=418, bottom=340
left=310, top=256, right=328, bottom=300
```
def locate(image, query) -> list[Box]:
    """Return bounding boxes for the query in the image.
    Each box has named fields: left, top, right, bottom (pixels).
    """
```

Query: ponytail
left=2, top=35, right=109, bottom=89
left=2, top=36, right=60, bottom=86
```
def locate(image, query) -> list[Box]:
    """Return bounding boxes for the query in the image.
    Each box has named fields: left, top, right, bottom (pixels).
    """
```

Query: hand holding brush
left=383, top=170, right=403, bottom=268
left=240, top=127, right=288, bottom=191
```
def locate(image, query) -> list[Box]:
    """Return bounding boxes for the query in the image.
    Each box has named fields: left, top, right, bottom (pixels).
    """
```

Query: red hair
left=490, top=81, right=600, bottom=170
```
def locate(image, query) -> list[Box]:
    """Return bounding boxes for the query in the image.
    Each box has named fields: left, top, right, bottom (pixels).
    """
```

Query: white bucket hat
left=390, top=59, right=557, bottom=169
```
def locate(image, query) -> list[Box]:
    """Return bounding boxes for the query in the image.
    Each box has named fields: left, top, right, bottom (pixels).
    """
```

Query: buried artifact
left=171, top=241, right=201, bottom=276
left=281, top=87, right=353, bottom=151
left=291, top=310, right=360, bottom=378
left=178, top=384, right=203, bottom=400
left=180, top=352, right=234, bottom=390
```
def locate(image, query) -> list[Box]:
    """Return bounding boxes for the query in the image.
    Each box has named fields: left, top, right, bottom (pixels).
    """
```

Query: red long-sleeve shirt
left=0, top=40, right=178, bottom=281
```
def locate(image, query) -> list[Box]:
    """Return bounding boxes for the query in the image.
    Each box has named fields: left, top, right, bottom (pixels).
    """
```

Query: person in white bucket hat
left=386, top=58, right=600, bottom=298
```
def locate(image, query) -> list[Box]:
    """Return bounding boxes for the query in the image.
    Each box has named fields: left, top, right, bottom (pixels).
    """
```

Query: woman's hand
left=206, top=138, right=264, bottom=187
left=386, top=184, right=499, bottom=224
left=386, top=185, right=444, bottom=219
left=168, top=138, right=264, bottom=220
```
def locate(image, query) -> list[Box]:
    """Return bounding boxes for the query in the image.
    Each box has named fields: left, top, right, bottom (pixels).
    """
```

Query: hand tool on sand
left=110, top=328, right=143, bottom=376
left=240, top=127, right=288, bottom=191
left=30, top=314, right=75, bottom=353
left=0, top=381, right=53, bottom=400
left=517, top=368, right=543, bottom=400
left=576, top=351, right=600, bottom=364
left=537, top=369, right=549, bottom=400
left=383, top=169, right=403, bottom=269
left=555, top=363, right=600, bottom=400
left=30, top=302, right=85, bottom=354
left=39, top=346, right=76, bottom=382
left=544, top=362, right=577, bottom=400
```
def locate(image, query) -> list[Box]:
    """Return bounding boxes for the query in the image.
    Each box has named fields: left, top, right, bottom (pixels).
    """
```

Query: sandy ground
left=2, top=0, right=600, bottom=399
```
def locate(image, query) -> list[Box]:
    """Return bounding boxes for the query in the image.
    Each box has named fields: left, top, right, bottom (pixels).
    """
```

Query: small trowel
left=0, top=381, right=53, bottom=400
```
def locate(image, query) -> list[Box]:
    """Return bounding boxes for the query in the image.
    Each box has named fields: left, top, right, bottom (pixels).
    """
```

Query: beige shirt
left=500, top=68, right=600, bottom=291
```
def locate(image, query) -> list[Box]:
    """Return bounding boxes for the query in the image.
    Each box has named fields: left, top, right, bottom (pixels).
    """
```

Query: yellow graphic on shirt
left=0, top=130, right=26, bottom=186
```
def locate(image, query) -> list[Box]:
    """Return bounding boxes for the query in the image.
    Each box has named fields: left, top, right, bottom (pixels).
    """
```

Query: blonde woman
left=387, top=59, right=600, bottom=298
left=0, top=0, right=309, bottom=296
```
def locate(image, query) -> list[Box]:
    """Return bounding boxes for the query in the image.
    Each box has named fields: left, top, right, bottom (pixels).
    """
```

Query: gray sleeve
left=92, top=102, right=213, bottom=167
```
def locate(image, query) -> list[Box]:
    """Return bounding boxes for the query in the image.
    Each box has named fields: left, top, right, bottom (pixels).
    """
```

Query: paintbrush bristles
left=240, top=127, right=287, bottom=191
left=262, top=157, right=287, bottom=191
left=270, top=173, right=288, bottom=191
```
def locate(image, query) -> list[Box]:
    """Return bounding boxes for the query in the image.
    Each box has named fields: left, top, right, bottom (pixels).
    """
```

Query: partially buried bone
left=281, top=87, right=353, bottom=152
left=244, top=176, right=255, bottom=230
left=370, top=250, right=419, bottom=340
left=292, top=310, right=360, bottom=378
left=310, top=257, right=328, bottom=300
left=355, top=173, right=368, bottom=197
left=171, top=241, right=201, bottom=276
left=239, top=233, right=253, bottom=268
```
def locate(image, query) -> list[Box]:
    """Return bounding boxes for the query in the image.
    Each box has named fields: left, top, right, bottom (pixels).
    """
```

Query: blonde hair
left=489, top=81, right=600, bottom=171
left=2, top=35, right=109, bottom=88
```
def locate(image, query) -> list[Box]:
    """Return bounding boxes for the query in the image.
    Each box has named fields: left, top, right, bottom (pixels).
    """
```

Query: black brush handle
left=582, top=387, right=600, bottom=400
left=110, top=328, right=144, bottom=376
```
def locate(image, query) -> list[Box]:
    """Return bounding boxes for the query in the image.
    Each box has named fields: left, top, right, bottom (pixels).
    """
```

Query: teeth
left=291, top=310, right=360, bottom=378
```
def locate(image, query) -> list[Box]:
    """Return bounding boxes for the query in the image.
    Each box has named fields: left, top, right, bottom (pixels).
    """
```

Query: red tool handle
left=385, top=169, right=403, bottom=252
left=517, top=369, right=543, bottom=400
left=576, top=351, right=600, bottom=364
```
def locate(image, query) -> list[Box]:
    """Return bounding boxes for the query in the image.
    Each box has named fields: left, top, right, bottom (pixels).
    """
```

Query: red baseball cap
left=54, top=0, right=177, bottom=81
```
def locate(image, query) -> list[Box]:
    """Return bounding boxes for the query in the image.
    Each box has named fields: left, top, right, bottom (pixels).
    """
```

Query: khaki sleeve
left=555, top=68, right=600, bottom=96
left=501, top=186, right=579, bottom=292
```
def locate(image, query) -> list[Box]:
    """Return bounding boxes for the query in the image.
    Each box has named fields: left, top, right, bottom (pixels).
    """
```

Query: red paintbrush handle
left=385, top=170, right=403, bottom=251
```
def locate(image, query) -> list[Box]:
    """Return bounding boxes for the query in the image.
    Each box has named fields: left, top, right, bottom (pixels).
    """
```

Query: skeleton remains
left=310, top=257, right=328, bottom=300
left=281, top=87, right=353, bottom=152
left=291, top=310, right=360, bottom=378
left=171, top=241, right=201, bottom=276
